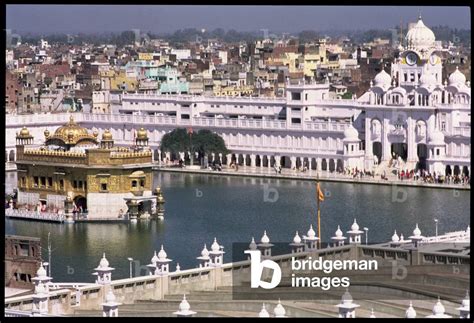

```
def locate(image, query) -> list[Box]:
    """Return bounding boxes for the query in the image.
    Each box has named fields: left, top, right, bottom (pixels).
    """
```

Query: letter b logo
left=244, top=250, right=282, bottom=289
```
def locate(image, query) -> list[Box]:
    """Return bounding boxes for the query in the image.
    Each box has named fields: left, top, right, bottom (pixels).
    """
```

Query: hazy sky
left=6, top=5, right=471, bottom=34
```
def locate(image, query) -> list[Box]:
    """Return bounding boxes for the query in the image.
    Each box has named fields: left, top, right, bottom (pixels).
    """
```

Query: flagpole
left=317, top=182, right=321, bottom=249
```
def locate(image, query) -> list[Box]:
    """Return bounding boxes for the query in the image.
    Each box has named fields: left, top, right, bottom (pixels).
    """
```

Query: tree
left=160, top=128, right=229, bottom=164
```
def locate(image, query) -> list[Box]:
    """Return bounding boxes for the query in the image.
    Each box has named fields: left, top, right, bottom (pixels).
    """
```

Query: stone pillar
left=317, top=158, right=322, bottom=171
left=250, top=154, right=256, bottom=167
left=275, top=155, right=281, bottom=167
left=226, top=154, right=232, bottom=166
left=407, top=117, right=417, bottom=163
left=218, top=153, right=223, bottom=164
left=382, top=118, right=391, bottom=161
left=158, top=150, right=162, bottom=164
left=211, top=153, right=215, bottom=162
left=267, top=156, right=271, bottom=169
left=290, top=156, right=297, bottom=169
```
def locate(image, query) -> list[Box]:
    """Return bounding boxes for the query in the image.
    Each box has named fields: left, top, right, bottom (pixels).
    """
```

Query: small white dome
left=342, top=289, right=353, bottom=304
left=392, top=230, right=400, bottom=242
left=374, top=69, right=392, bottom=87
left=343, top=124, right=359, bottom=141
left=461, top=291, right=469, bottom=307
left=105, top=290, right=116, bottom=303
left=351, top=219, right=360, bottom=231
left=259, top=303, right=270, bottom=318
left=151, top=250, right=159, bottom=264
left=249, top=237, right=257, bottom=250
left=176, top=263, right=181, bottom=272
left=448, top=66, right=466, bottom=86
left=158, top=245, right=167, bottom=260
left=179, top=294, right=191, bottom=312
left=406, top=301, right=417, bottom=318
left=335, top=225, right=343, bottom=238
left=419, top=73, right=437, bottom=87
left=261, top=230, right=270, bottom=244
left=413, top=224, right=421, bottom=237
left=432, top=298, right=445, bottom=315
left=405, top=16, right=436, bottom=51
left=370, top=308, right=376, bottom=318
left=36, top=263, right=47, bottom=278
left=99, top=253, right=109, bottom=268
left=273, top=299, right=286, bottom=317
left=307, top=224, right=316, bottom=239
left=201, top=244, right=209, bottom=257
left=211, top=238, right=220, bottom=252
left=428, top=130, right=445, bottom=145
left=293, top=231, right=302, bottom=244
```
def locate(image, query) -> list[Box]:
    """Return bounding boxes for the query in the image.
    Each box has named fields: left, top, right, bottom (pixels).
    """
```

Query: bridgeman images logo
left=244, top=250, right=282, bottom=289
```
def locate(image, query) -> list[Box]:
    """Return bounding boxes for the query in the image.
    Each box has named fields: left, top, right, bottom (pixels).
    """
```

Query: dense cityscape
left=4, top=5, right=471, bottom=319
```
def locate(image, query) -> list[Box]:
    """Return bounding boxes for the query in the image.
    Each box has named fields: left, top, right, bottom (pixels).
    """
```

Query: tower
left=346, top=219, right=364, bottom=244
left=257, top=231, right=273, bottom=258
left=209, top=238, right=225, bottom=267
left=102, top=290, right=121, bottom=317
left=289, top=231, right=305, bottom=253
left=94, top=253, right=114, bottom=284
left=303, top=224, right=319, bottom=251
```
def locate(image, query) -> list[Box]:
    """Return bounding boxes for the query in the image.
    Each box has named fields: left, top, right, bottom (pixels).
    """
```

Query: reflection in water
left=5, top=171, right=470, bottom=282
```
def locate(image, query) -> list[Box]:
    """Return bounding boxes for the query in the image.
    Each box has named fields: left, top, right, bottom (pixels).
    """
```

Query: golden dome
left=44, top=129, right=50, bottom=138
left=136, top=127, right=148, bottom=139
left=18, top=127, right=31, bottom=137
left=102, top=129, right=113, bottom=141
left=48, top=115, right=98, bottom=145
left=93, top=130, right=99, bottom=138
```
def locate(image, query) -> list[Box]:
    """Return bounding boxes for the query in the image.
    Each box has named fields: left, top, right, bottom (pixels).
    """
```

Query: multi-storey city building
left=5, top=17, right=471, bottom=179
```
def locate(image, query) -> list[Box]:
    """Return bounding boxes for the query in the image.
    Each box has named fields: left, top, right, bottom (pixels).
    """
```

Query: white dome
left=343, top=125, right=359, bottom=141
left=36, top=263, right=47, bottom=278
left=374, top=69, right=392, bottom=87
left=273, top=299, right=286, bottom=317
left=158, top=245, right=167, bottom=260
left=350, top=219, right=360, bottom=231
left=179, top=294, right=191, bottom=312
left=342, top=289, right=353, bottom=304
left=413, top=224, right=421, bottom=237
left=99, top=253, right=109, bottom=268
left=448, top=66, right=466, bottom=86
left=307, top=224, right=316, bottom=239
left=370, top=309, right=376, bottom=318
left=335, top=225, right=343, bottom=238
left=405, top=16, right=436, bottom=51
left=201, top=244, right=209, bottom=257
left=105, top=290, right=116, bottom=303
left=419, top=73, right=437, bottom=87
left=406, top=301, right=417, bottom=318
left=392, top=230, right=400, bottom=242
left=35, top=282, right=46, bottom=294
left=261, top=230, right=270, bottom=244
left=293, top=231, right=302, bottom=244
left=259, top=303, right=270, bottom=318
left=432, top=298, right=445, bottom=315
left=249, top=237, right=257, bottom=250
left=428, top=130, right=445, bottom=145
left=151, top=251, right=159, bottom=264
left=211, top=238, right=220, bottom=252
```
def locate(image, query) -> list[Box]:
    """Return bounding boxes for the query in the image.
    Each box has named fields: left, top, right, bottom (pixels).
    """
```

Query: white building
left=5, top=16, right=471, bottom=178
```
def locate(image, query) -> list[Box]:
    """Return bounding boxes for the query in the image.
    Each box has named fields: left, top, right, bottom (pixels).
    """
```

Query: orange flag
left=317, top=182, right=324, bottom=202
